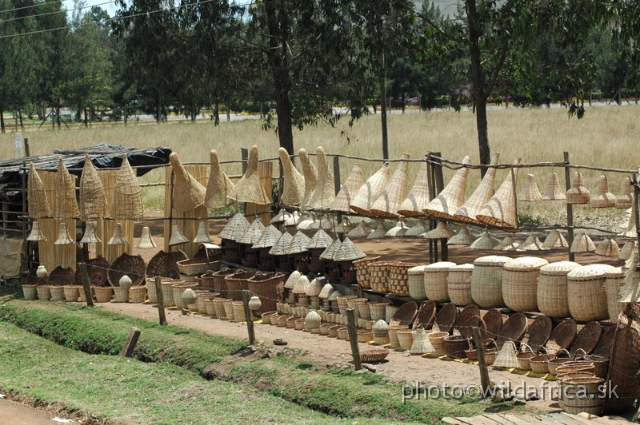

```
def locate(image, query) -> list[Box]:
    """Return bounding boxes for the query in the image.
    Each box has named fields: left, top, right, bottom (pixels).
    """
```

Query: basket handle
left=554, top=348, right=571, bottom=360
left=519, top=342, right=533, bottom=354
left=484, top=338, right=497, bottom=349
left=572, top=348, right=588, bottom=360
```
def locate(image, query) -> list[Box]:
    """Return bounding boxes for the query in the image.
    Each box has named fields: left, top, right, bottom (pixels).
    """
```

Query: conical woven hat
left=347, top=221, right=372, bottom=238
left=297, top=213, right=316, bottom=230
left=518, top=174, right=543, bottom=202
left=205, top=150, right=235, bottom=208
left=54, top=157, right=79, bottom=219
left=299, top=148, right=318, bottom=208
left=493, top=235, right=518, bottom=250
left=448, top=227, right=477, bottom=245
left=284, top=270, right=302, bottom=289
left=271, top=208, right=292, bottom=225
left=591, top=175, right=616, bottom=208
left=405, top=220, right=428, bottom=237
left=542, top=229, right=568, bottom=248
left=219, top=212, right=250, bottom=241
left=286, top=231, right=311, bottom=254
left=595, top=238, right=620, bottom=257
left=334, top=217, right=354, bottom=234
left=367, top=222, right=387, bottom=239
left=370, top=154, right=410, bottom=218
left=80, top=222, right=101, bottom=244
left=543, top=172, right=565, bottom=200
left=619, top=241, right=636, bottom=260
left=170, top=152, right=206, bottom=213
left=398, top=161, right=430, bottom=217
left=237, top=218, right=265, bottom=245
left=227, top=145, right=271, bottom=205
left=27, top=220, right=47, bottom=241
left=469, top=230, right=500, bottom=249
left=517, top=234, right=544, bottom=251
left=108, top=222, right=129, bottom=245
left=252, top=225, right=282, bottom=249
left=137, top=226, right=157, bottom=249
left=569, top=232, right=596, bottom=253
left=193, top=221, right=213, bottom=243
left=168, top=224, right=189, bottom=246
left=615, top=177, right=634, bottom=209
left=386, top=221, right=408, bottom=237
left=333, top=237, right=366, bottom=261
left=350, top=164, right=390, bottom=216
left=331, top=164, right=364, bottom=213
left=278, top=147, right=305, bottom=206
left=54, top=221, right=75, bottom=245
left=476, top=157, right=521, bottom=229
left=269, top=231, right=293, bottom=255
left=320, top=237, right=342, bottom=260
left=307, top=146, right=335, bottom=210
left=307, top=229, right=334, bottom=249
left=114, top=154, right=143, bottom=220
left=79, top=155, right=109, bottom=221
left=566, top=171, right=590, bottom=204
left=27, top=163, right=52, bottom=219
left=454, top=153, right=498, bottom=223
left=424, top=156, right=471, bottom=220
left=423, top=222, right=455, bottom=239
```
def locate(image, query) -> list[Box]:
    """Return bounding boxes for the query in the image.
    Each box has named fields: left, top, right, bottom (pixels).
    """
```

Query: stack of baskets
left=353, top=256, right=380, bottom=290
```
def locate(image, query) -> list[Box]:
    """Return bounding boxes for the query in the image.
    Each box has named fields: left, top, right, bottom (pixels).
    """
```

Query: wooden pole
left=346, top=308, right=362, bottom=370
left=155, top=277, right=167, bottom=325
left=78, top=262, right=94, bottom=307
left=333, top=156, right=342, bottom=225
left=120, top=326, right=141, bottom=357
left=242, top=290, right=256, bottom=345
left=472, top=326, right=491, bottom=397
left=426, top=153, right=434, bottom=264
left=564, top=152, right=575, bottom=262
left=633, top=170, right=640, bottom=269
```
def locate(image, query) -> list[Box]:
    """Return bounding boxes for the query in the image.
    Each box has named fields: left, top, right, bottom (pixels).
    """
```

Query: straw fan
left=423, top=155, right=470, bottom=220
left=205, top=150, right=235, bottom=209
left=331, top=164, right=364, bottom=213
left=307, top=146, right=335, bottom=210
left=278, top=147, right=305, bottom=206
left=454, top=153, right=498, bottom=224
left=299, top=148, right=318, bottom=208
left=350, top=164, right=390, bottom=216
left=227, top=145, right=271, bottom=205
left=476, top=157, right=521, bottom=229
left=370, top=154, right=410, bottom=218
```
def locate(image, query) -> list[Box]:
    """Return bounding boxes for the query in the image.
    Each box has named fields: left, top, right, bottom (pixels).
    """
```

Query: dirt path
left=0, top=397, right=75, bottom=425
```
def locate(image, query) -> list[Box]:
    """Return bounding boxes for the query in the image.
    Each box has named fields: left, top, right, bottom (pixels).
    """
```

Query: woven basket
left=294, top=318, right=305, bottom=330
left=230, top=302, right=245, bottom=322
left=223, top=300, right=235, bottom=321
left=224, top=271, right=255, bottom=301
left=129, top=286, right=146, bottom=303
left=356, top=299, right=371, bottom=320
left=483, top=309, right=503, bottom=340
left=516, top=343, right=535, bottom=370
left=369, top=302, right=388, bottom=322
left=502, top=257, right=548, bottom=312
left=493, top=340, right=520, bottom=369
left=427, top=332, right=448, bottom=356
left=537, top=261, right=581, bottom=318
left=63, top=285, right=80, bottom=302
left=528, top=353, right=552, bottom=374
left=74, top=256, right=109, bottom=287
left=455, top=305, right=480, bottom=336
left=385, top=305, right=399, bottom=323
left=146, top=250, right=188, bottom=279
left=471, top=256, right=511, bottom=308
left=113, top=287, right=129, bottom=303
left=424, top=262, right=456, bottom=302
left=388, top=262, right=421, bottom=297
left=50, top=286, right=65, bottom=301
left=49, top=267, right=75, bottom=287
left=211, top=268, right=236, bottom=298
left=415, top=301, right=437, bottom=330
left=548, top=349, right=572, bottom=374
left=36, top=285, right=51, bottom=301
left=360, top=348, right=390, bottom=362
left=384, top=324, right=406, bottom=349
left=496, top=312, right=527, bottom=349
left=213, top=298, right=228, bottom=319
left=605, top=268, right=626, bottom=322
left=108, top=253, right=146, bottom=287
left=160, top=281, right=177, bottom=307
left=567, top=265, right=613, bottom=322
left=172, top=283, right=198, bottom=309
left=353, top=256, right=380, bottom=289
left=390, top=301, right=418, bottom=326
left=406, top=265, right=428, bottom=301
left=447, top=264, right=474, bottom=306
left=247, top=272, right=285, bottom=315
left=566, top=172, right=591, bottom=204
left=78, top=286, right=94, bottom=302
left=435, top=302, right=457, bottom=335
left=368, top=261, right=395, bottom=293
left=94, top=286, right=113, bottom=303
left=176, top=258, right=218, bottom=276
left=444, top=335, right=469, bottom=359
left=570, top=321, right=602, bottom=355
left=358, top=330, right=374, bottom=343
left=527, top=315, right=553, bottom=352
left=584, top=355, right=609, bottom=379
left=561, top=377, right=605, bottom=415
left=397, top=330, right=416, bottom=350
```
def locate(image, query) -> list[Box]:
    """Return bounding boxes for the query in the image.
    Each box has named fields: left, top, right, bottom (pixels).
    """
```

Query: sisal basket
left=561, top=377, right=605, bottom=415
left=113, top=287, right=129, bottom=303
left=547, top=349, right=572, bottom=374
left=50, top=287, right=65, bottom=301
left=225, top=271, right=256, bottom=301
left=397, top=330, right=416, bottom=350
left=444, top=335, right=469, bottom=359
left=502, top=257, right=548, bottom=312
left=129, top=286, right=147, bottom=303
left=428, top=332, right=448, bottom=356
left=471, top=256, right=511, bottom=308
left=388, top=262, right=422, bottom=297
left=407, top=265, right=428, bottom=301
left=369, top=303, right=388, bottom=321
left=63, top=285, right=80, bottom=302
left=537, top=261, right=581, bottom=318
left=223, top=300, right=235, bottom=321
left=94, top=286, right=113, bottom=303
left=447, top=264, right=474, bottom=306
left=604, top=268, right=626, bottom=322
left=213, top=298, right=228, bottom=319
left=424, top=262, right=456, bottom=302
left=567, top=265, right=613, bottom=322
left=368, top=261, right=394, bottom=293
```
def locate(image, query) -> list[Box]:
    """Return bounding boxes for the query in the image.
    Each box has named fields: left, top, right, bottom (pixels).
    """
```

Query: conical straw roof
left=278, top=147, right=305, bottom=206
left=168, top=224, right=189, bottom=246
left=219, top=212, right=250, bottom=241
left=405, top=220, right=428, bottom=237
left=299, top=148, right=318, bottom=209
left=448, top=227, right=477, bottom=245
left=350, top=164, right=390, bottom=216
left=297, top=213, right=316, bottom=230
left=423, top=155, right=471, bottom=220
left=542, top=229, right=568, bottom=248
left=476, top=157, right=521, bottom=229
left=284, top=270, right=302, bottom=289
left=80, top=222, right=101, bottom=244
left=398, top=161, right=430, bottom=217
left=114, top=154, right=143, bottom=220
left=79, top=155, right=109, bottom=221
left=307, top=146, right=335, bottom=210
left=320, top=237, right=342, bottom=260
left=170, top=152, right=207, bottom=213
left=107, top=222, right=129, bottom=245
left=334, top=217, right=354, bottom=234
left=367, top=222, right=387, bottom=239
left=54, top=221, right=75, bottom=245
left=27, top=220, right=47, bottom=241
left=137, top=226, right=157, bottom=249
left=469, top=230, right=500, bottom=249
left=615, top=177, right=634, bottom=209
left=252, top=224, right=282, bottom=249
left=423, top=222, right=455, bottom=239
left=193, top=221, right=213, bottom=243
left=566, top=171, right=590, bottom=204
left=54, top=157, right=79, bottom=219
left=284, top=211, right=300, bottom=227
left=286, top=231, right=311, bottom=254
left=543, top=172, right=565, bottom=200
left=28, top=163, right=52, bottom=219
left=591, top=175, right=616, bottom=208
left=307, top=229, right=334, bottom=249
left=347, top=221, right=372, bottom=238
left=619, top=241, right=636, bottom=260
left=569, top=232, right=596, bottom=253
left=370, top=154, right=410, bottom=218
left=333, top=237, right=366, bottom=261
left=271, top=208, right=292, bottom=224
left=518, top=174, right=543, bottom=202
left=227, top=145, right=271, bottom=205
left=237, top=218, right=265, bottom=245
left=595, top=238, right=620, bottom=257
left=269, top=231, right=293, bottom=255
left=331, top=164, right=364, bottom=213
left=205, top=150, right=235, bottom=208
left=517, top=234, right=544, bottom=251
left=493, top=235, right=518, bottom=250
left=386, top=221, right=408, bottom=237
left=454, top=153, right=498, bottom=224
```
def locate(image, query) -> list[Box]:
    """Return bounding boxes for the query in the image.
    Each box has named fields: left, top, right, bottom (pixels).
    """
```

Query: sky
left=63, top=0, right=119, bottom=18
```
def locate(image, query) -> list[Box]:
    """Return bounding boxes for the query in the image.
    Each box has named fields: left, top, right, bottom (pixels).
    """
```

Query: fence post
left=333, top=156, right=342, bottom=225
left=634, top=169, right=640, bottom=269
left=426, top=153, right=434, bottom=263
left=564, top=152, right=575, bottom=262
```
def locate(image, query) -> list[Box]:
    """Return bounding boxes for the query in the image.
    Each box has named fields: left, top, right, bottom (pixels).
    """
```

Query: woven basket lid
left=284, top=211, right=300, bottom=227
left=540, top=261, right=581, bottom=276
left=271, top=208, right=292, bottom=224
left=227, top=145, right=271, bottom=205
left=482, top=309, right=503, bottom=337
left=474, top=255, right=512, bottom=266
left=307, top=229, right=334, bottom=249
left=27, top=163, right=52, bottom=219
left=205, top=150, right=235, bottom=208
left=54, top=157, right=80, bottom=219
left=549, top=318, right=577, bottom=349
left=114, top=154, right=143, bottom=220
left=286, top=231, right=311, bottom=254
left=370, top=154, right=410, bottom=218
left=604, top=266, right=624, bottom=278
left=219, top=212, right=250, bottom=241
left=566, top=171, right=591, bottom=204
left=423, top=155, right=470, bottom=219
left=542, top=229, right=569, bottom=248
left=385, top=221, right=408, bottom=237
left=299, top=148, right=318, bottom=208
left=594, top=238, right=620, bottom=257
left=350, top=164, right=390, bottom=216
left=449, top=263, right=474, bottom=273
left=619, top=241, right=636, bottom=260
left=570, top=321, right=602, bottom=355
left=170, top=152, right=206, bottom=213
left=367, top=222, right=387, bottom=239
left=493, top=235, right=518, bottom=251
left=268, top=231, right=293, bottom=255
left=454, top=152, right=499, bottom=224
left=79, top=155, right=109, bottom=221
left=319, top=237, right=342, bottom=260
left=527, top=316, right=553, bottom=351
left=296, top=213, right=316, bottom=230
left=306, top=278, right=324, bottom=297
left=347, top=221, right=372, bottom=238
left=476, top=157, right=521, bottom=229
left=307, top=146, right=335, bottom=210
left=448, top=227, right=477, bottom=245
left=518, top=174, right=543, bottom=202
left=517, top=234, right=544, bottom=251
left=567, top=264, right=615, bottom=281
left=408, top=265, right=430, bottom=275
left=237, top=218, right=265, bottom=245
left=543, top=172, right=566, bottom=200
left=423, top=221, right=455, bottom=239
left=569, top=232, right=596, bottom=253
left=333, top=237, right=366, bottom=262
left=292, top=275, right=310, bottom=294
left=331, top=164, right=364, bottom=213
left=284, top=270, right=302, bottom=289
left=503, top=256, right=548, bottom=271
left=424, top=261, right=456, bottom=272
left=615, top=177, right=634, bottom=209
left=405, top=220, right=428, bottom=237
left=591, top=175, right=616, bottom=208
left=398, top=161, right=430, bottom=217
left=278, top=147, right=305, bottom=206
left=318, top=283, right=335, bottom=299
left=469, top=230, right=500, bottom=250
left=455, top=304, right=480, bottom=336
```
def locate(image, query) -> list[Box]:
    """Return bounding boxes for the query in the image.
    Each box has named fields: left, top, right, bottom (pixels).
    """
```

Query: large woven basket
left=407, top=265, right=428, bottom=301
left=108, top=253, right=146, bottom=287
left=537, top=261, right=581, bottom=318
left=225, top=271, right=256, bottom=301
left=447, top=264, right=474, bottom=306
left=424, top=262, right=456, bottom=302
left=94, top=286, right=113, bottom=303
left=172, top=283, right=198, bottom=309
left=74, top=255, right=109, bottom=287
left=414, top=300, right=437, bottom=330
left=471, top=256, right=511, bottom=308
left=247, top=272, right=285, bottom=315
left=368, top=261, right=395, bottom=293
left=353, top=256, right=380, bottom=289
left=49, top=266, right=75, bottom=287
left=369, top=302, right=388, bottom=322
left=210, top=268, right=237, bottom=298
left=213, top=298, right=228, bottom=319
left=63, top=285, right=80, bottom=302
left=502, top=257, right=548, bottom=312
left=129, top=286, right=147, bottom=303
left=567, top=265, right=613, bottom=322
left=176, top=258, right=219, bottom=276
left=146, top=250, right=188, bottom=279
left=444, top=335, right=469, bottom=359
left=388, top=262, right=422, bottom=297
left=604, top=268, right=626, bottom=322
left=561, top=377, right=605, bottom=415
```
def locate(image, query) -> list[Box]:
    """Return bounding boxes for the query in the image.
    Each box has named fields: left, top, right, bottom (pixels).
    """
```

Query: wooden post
left=426, top=153, right=435, bottom=263
left=333, top=156, right=342, bottom=225
left=634, top=170, right=640, bottom=269
left=346, top=308, right=362, bottom=370
left=431, top=153, right=447, bottom=261
left=120, top=326, right=141, bottom=357
left=243, top=290, right=256, bottom=345
left=241, top=148, right=249, bottom=174
left=155, top=277, right=167, bottom=325
left=564, top=152, right=575, bottom=262
left=24, top=138, right=30, bottom=157
left=21, top=161, right=27, bottom=276
left=78, top=262, right=94, bottom=307
left=472, top=326, right=491, bottom=397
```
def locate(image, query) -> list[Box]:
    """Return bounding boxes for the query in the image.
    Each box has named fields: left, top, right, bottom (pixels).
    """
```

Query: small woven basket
left=353, top=256, right=380, bottom=289
left=368, top=261, right=395, bottom=293
left=232, top=301, right=246, bottom=322
left=388, top=325, right=409, bottom=349
left=129, top=286, right=147, bottom=303
left=223, top=300, right=236, bottom=321
left=360, top=348, right=389, bottom=363
left=444, top=335, right=469, bottom=359
left=36, top=285, right=51, bottom=301
left=427, top=332, right=448, bottom=356
left=94, top=286, right=113, bottom=303
left=516, top=343, right=535, bottom=370
left=50, top=287, right=65, bottom=301
left=63, top=285, right=80, bottom=302
left=548, top=349, right=572, bottom=375
left=172, top=283, right=198, bottom=309
left=388, top=262, right=422, bottom=297
left=529, top=353, right=553, bottom=374
left=369, top=302, right=388, bottom=321
left=397, top=330, right=416, bottom=350
left=113, top=287, right=129, bottom=303
left=213, top=298, right=228, bottom=319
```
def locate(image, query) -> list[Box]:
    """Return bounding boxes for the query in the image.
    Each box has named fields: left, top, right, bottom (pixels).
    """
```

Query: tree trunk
left=156, top=101, right=161, bottom=124
left=380, top=77, right=389, bottom=160
left=226, top=96, right=231, bottom=122
left=475, top=97, right=491, bottom=172
left=401, top=94, right=406, bottom=114
left=18, top=109, right=24, bottom=130
left=56, top=101, right=61, bottom=129
left=0, top=106, right=5, bottom=133
left=124, top=104, right=128, bottom=127
left=84, top=107, right=88, bottom=127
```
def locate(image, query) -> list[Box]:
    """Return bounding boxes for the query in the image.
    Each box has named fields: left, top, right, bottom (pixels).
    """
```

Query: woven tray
left=147, top=250, right=188, bottom=279
left=483, top=309, right=503, bottom=341
left=108, top=252, right=146, bottom=287
left=550, top=318, right=577, bottom=350
left=390, top=301, right=418, bottom=326
left=496, top=312, right=527, bottom=349
left=460, top=315, right=487, bottom=341
left=74, top=255, right=109, bottom=287
left=49, top=266, right=75, bottom=286
left=570, top=321, right=602, bottom=355
left=592, top=325, right=615, bottom=359
left=176, top=258, right=220, bottom=276
left=360, top=348, right=389, bottom=362
left=527, top=315, right=553, bottom=352
left=435, top=303, right=457, bottom=334
left=414, top=301, right=436, bottom=330
left=455, top=305, right=480, bottom=336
